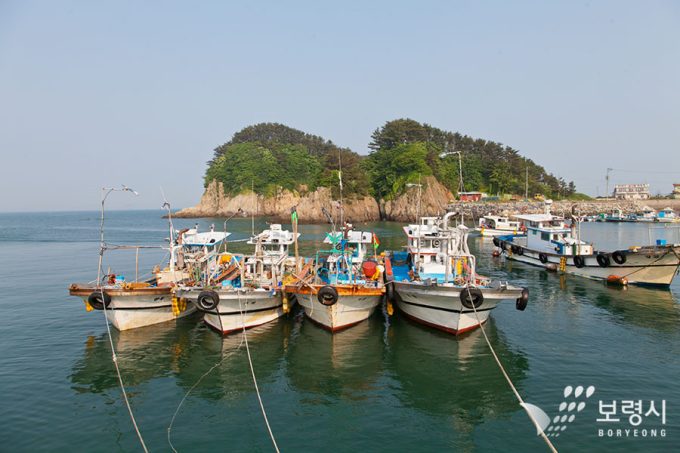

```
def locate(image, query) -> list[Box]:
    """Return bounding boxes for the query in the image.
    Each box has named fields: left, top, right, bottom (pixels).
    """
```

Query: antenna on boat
left=251, top=179, right=255, bottom=236
left=159, top=186, right=177, bottom=270
left=98, top=185, right=139, bottom=284
left=406, top=179, right=423, bottom=272
left=338, top=150, right=343, bottom=228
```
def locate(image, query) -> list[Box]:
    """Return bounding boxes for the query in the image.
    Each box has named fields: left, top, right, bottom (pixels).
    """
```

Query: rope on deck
left=465, top=286, right=559, bottom=453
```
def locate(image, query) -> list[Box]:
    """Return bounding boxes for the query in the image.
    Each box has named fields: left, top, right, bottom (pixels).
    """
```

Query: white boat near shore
left=475, top=214, right=524, bottom=237
left=497, top=200, right=680, bottom=287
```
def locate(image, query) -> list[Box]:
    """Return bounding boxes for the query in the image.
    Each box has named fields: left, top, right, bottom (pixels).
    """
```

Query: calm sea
left=0, top=210, right=678, bottom=452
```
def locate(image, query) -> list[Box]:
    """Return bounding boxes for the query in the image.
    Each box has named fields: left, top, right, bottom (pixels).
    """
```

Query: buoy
left=386, top=301, right=394, bottom=316
left=282, top=292, right=290, bottom=313
left=492, top=250, right=500, bottom=257
left=606, top=275, right=628, bottom=286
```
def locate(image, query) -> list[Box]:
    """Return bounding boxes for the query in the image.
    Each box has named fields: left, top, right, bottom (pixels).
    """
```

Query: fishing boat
left=497, top=200, right=680, bottom=287
left=656, top=207, right=678, bottom=223
left=174, top=224, right=299, bottom=334
left=475, top=214, right=523, bottom=236
left=285, top=221, right=385, bottom=331
left=605, top=209, right=638, bottom=222
left=637, top=206, right=658, bottom=223
left=70, top=224, right=230, bottom=330
left=386, top=213, right=529, bottom=335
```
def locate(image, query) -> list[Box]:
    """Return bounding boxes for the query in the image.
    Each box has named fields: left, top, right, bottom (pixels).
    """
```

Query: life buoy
left=88, top=291, right=111, bottom=310
left=539, top=253, right=548, bottom=264
left=516, top=287, right=529, bottom=311
left=493, top=237, right=500, bottom=248
left=432, top=240, right=441, bottom=248
left=573, top=255, right=585, bottom=268
left=612, top=251, right=626, bottom=265
left=385, top=282, right=394, bottom=301
left=460, top=286, right=484, bottom=309
left=317, top=286, right=338, bottom=306
left=596, top=254, right=610, bottom=268
left=197, top=290, right=220, bottom=311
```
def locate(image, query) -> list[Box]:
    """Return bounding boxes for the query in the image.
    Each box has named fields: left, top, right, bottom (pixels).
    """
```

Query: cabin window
left=529, top=221, right=538, bottom=228
left=541, top=232, right=550, bottom=241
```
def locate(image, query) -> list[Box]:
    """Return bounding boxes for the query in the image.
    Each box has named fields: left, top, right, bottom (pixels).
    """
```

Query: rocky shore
left=173, top=179, right=680, bottom=223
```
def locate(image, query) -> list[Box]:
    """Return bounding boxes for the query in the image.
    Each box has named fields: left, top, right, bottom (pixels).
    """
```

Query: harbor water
left=0, top=210, right=678, bottom=452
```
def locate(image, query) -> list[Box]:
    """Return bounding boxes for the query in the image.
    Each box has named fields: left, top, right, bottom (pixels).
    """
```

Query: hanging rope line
left=465, top=286, right=558, bottom=453
left=238, top=292, right=281, bottom=453
left=98, top=283, right=149, bottom=453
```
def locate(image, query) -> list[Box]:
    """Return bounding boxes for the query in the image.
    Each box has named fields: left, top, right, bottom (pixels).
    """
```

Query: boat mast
left=98, top=186, right=138, bottom=284
left=251, top=179, right=255, bottom=236
left=339, top=150, right=343, bottom=227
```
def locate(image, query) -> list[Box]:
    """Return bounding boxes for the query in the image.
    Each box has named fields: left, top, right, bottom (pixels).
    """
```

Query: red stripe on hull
left=398, top=308, right=487, bottom=336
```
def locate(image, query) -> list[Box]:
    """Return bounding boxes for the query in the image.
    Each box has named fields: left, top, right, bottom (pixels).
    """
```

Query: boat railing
left=648, top=225, right=680, bottom=246
left=99, top=245, right=170, bottom=284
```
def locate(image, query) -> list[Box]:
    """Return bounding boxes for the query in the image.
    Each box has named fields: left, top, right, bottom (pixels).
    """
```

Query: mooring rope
left=239, top=292, right=281, bottom=453
left=465, top=286, right=558, bottom=453
left=99, top=286, right=149, bottom=453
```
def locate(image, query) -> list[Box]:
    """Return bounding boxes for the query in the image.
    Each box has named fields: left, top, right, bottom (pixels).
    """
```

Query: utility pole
left=606, top=168, right=612, bottom=202
left=525, top=164, right=528, bottom=199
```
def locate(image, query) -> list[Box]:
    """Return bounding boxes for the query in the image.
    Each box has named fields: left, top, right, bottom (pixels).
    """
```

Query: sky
left=1, top=0, right=679, bottom=212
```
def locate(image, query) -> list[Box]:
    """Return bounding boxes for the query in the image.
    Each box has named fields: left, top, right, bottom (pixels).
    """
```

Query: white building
left=672, top=183, right=680, bottom=199
left=613, top=184, right=649, bottom=200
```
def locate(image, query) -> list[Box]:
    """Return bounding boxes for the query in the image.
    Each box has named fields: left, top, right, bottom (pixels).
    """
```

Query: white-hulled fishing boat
left=637, top=206, right=657, bottom=223
left=657, top=207, right=678, bottom=223
left=70, top=222, right=229, bottom=331
left=497, top=200, right=680, bottom=287
left=387, top=213, right=528, bottom=335
left=285, top=221, right=385, bottom=331
left=475, top=214, right=523, bottom=237
left=175, top=224, right=299, bottom=334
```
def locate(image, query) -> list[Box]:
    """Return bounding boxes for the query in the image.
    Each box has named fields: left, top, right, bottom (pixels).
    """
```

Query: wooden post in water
left=135, top=247, right=139, bottom=282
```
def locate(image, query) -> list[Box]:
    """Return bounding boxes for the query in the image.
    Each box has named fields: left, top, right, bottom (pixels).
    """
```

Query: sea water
left=0, top=211, right=678, bottom=452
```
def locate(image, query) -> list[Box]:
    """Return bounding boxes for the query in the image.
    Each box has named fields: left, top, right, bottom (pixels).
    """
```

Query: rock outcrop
left=173, top=179, right=680, bottom=223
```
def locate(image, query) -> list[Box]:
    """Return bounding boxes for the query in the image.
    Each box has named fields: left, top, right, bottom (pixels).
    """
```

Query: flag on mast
left=338, top=170, right=343, bottom=192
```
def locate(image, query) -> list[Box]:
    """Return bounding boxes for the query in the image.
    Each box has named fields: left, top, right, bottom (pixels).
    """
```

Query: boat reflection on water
left=69, top=316, right=200, bottom=394
left=285, top=310, right=385, bottom=400
left=384, top=314, right=529, bottom=431
left=173, top=317, right=292, bottom=399
left=570, top=281, right=680, bottom=333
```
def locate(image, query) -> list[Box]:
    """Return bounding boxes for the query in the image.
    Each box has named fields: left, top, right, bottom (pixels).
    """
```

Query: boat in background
left=605, top=209, right=638, bottom=222
left=70, top=223, right=230, bottom=330
left=497, top=200, right=680, bottom=287
left=387, top=213, right=528, bottom=335
left=475, top=214, right=523, bottom=236
left=285, top=221, right=385, bottom=331
left=175, top=224, right=299, bottom=334
left=657, top=207, right=678, bottom=223
left=637, top=206, right=658, bottom=223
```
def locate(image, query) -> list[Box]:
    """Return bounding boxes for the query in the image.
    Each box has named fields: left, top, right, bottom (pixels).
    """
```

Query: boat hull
left=175, top=288, right=285, bottom=334
left=501, top=242, right=680, bottom=286
left=70, top=285, right=196, bottom=331
left=288, top=285, right=383, bottom=331
left=392, top=281, right=521, bottom=335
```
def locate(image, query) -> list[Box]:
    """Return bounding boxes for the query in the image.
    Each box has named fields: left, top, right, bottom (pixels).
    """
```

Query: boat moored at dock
left=388, top=213, right=528, bottom=335
left=497, top=200, right=680, bottom=287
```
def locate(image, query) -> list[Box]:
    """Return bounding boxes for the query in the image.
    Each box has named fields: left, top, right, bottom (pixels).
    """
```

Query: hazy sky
left=1, top=0, right=679, bottom=212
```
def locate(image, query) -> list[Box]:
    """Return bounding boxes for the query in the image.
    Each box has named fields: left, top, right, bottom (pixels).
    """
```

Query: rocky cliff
left=173, top=179, right=680, bottom=223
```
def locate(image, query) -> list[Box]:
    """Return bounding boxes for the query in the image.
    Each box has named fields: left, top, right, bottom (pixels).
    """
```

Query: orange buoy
left=606, top=275, right=628, bottom=286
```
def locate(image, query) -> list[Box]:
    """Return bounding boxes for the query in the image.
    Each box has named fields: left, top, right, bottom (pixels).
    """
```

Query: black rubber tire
left=406, top=253, right=413, bottom=269
left=493, top=237, right=500, bottom=248
left=516, top=246, right=524, bottom=256
left=596, top=254, right=610, bottom=268
left=317, top=286, right=339, bottom=306
left=539, top=253, right=548, bottom=264
left=197, top=290, right=220, bottom=311
left=385, top=282, right=394, bottom=302
left=573, top=255, right=585, bottom=268
left=612, top=251, right=626, bottom=265
left=511, top=244, right=520, bottom=254
left=516, top=287, right=529, bottom=311
left=88, top=291, right=111, bottom=310
left=460, top=287, right=484, bottom=309
left=500, top=241, right=506, bottom=251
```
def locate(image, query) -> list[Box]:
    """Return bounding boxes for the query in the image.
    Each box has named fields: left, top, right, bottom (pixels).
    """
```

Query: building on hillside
left=458, top=192, right=485, bottom=202
left=613, top=184, right=650, bottom=200
left=672, top=183, right=680, bottom=199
